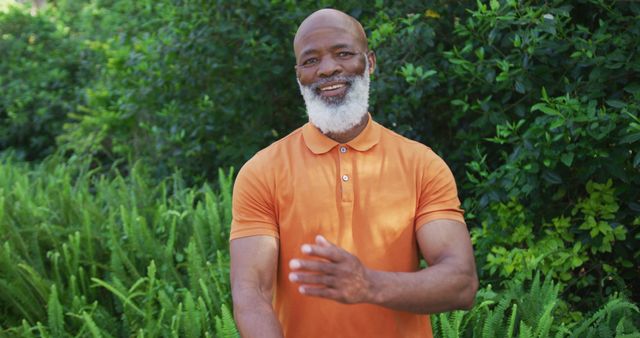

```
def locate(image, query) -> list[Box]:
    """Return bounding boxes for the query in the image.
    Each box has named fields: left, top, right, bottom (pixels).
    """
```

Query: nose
left=316, top=56, right=342, bottom=78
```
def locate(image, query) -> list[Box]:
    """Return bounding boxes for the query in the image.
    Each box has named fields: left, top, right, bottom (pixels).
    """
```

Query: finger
left=289, top=259, right=335, bottom=273
left=288, top=272, right=335, bottom=286
left=300, top=243, right=343, bottom=262
left=299, top=285, right=341, bottom=301
left=315, top=235, right=332, bottom=247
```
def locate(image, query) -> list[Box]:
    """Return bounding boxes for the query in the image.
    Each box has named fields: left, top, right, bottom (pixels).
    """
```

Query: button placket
left=338, top=145, right=353, bottom=202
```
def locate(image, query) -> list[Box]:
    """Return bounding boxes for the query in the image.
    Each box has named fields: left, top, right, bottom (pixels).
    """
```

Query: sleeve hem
left=229, top=222, right=279, bottom=241
left=415, top=213, right=466, bottom=231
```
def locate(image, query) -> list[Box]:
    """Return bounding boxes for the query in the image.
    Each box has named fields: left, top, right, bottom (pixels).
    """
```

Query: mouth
left=316, top=81, right=350, bottom=98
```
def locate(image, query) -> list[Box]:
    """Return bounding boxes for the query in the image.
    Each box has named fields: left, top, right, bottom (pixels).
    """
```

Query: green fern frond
left=518, top=322, right=533, bottom=338
left=81, top=312, right=103, bottom=338
left=183, top=292, right=201, bottom=338
left=47, top=285, right=64, bottom=337
left=506, top=303, right=518, bottom=338
left=570, top=297, right=639, bottom=336
left=214, top=304, right=239, bottom=338
left=533, top=300, right=556, bottom=338
left=36, top=321, right=51, bottom=338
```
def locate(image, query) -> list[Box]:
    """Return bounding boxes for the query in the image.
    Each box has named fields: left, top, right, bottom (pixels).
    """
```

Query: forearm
left=233, top=289, right=283, bottom=338
left=366, top=258, right=478, bottom=314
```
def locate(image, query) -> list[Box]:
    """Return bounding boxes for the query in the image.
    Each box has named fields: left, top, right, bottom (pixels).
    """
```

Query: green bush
left=0, top=7, right=90, bottom=160
left=443, top=0, right=640, bottom=308
left=0, top=155, right=237, bottom=336
left=350, top=0, right=640, bottom=308
left=58, top=1, right=318, bottom=180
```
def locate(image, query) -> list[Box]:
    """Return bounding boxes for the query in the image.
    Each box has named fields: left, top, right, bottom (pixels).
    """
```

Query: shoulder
left=238, top=126, right=305, bottom=179
left=375, top=121, right=443, bottom=163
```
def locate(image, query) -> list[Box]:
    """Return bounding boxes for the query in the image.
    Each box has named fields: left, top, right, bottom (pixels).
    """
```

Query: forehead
left=295, top=26, right=360, bottom=58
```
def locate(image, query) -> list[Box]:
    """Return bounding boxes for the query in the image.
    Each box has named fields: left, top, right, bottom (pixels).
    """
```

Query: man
left=230, top=8, right=478, bottom=338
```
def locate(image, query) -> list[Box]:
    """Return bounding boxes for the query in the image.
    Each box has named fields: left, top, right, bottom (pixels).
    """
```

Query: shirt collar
left=302, top=114, right=381, bottom=154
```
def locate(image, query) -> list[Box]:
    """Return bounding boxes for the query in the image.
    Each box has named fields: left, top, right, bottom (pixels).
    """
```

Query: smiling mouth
left=316, top=82, right=350, bottom=98
left=320, top=83, right=346, bottom=91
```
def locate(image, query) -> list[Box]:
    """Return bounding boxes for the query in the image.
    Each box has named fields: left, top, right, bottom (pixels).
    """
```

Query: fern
left=518, top=322, right=533, bottom=338
left=532, top=299, right=556, bottom=338
left=569, top=297, right=640, bottom=337
left=81, top=311, right=103, bottom=338
left=47, top=285, right=64, bottom=337
left=506, top=304, right=518, bottom=338
left=214, top=304, right=240, bottom=338
left=435, top=310, right=467, bottom=338
left=36, top=321, right=51, bottom=338
left=182, top=292, right=201, bottom=338
left=482, top=297, right=512, bottom=337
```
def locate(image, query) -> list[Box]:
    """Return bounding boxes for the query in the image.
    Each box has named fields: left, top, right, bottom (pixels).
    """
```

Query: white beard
left=298, top=60, right=370, bottom=134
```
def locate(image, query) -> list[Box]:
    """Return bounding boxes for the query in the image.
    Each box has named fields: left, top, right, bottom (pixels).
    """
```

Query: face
left=295, top=26, right=376, bottom=104
left=294, top=19, right=377, bottom=134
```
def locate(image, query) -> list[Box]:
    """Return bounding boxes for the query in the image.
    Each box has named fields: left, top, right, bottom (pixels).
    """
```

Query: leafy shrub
left=445, top=0, right=640, bottom=307
left=0, top=155, right=237, bottom=336
left=0, top=7, right=90, bottom=160
left=58, top=1, right=320, bottom=180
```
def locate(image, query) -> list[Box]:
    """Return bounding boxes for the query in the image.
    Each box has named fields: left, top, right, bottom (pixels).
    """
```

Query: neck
left=323, top=114, right=369, bottom=143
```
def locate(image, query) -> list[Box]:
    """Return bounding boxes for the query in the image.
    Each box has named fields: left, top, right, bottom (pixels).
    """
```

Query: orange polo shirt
left=231, top=116, right=464, bottom=338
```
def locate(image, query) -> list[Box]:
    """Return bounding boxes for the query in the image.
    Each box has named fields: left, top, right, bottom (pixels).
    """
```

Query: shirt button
left=340, top=146, right=347, bottom=153
left=342, top=175, right=349, bottom=182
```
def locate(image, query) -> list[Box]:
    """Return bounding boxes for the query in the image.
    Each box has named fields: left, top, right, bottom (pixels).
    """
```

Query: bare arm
left=230, top=235, right=283, bottom=338
left=288, top=219, right=478, bottom=314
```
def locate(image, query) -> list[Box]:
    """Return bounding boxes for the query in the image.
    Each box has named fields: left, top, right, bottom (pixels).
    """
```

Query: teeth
left=321, top=84, right=345, bottom=91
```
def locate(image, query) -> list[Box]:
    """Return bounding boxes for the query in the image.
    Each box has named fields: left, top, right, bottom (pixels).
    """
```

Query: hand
left=288, top=235, right=374, bottom=304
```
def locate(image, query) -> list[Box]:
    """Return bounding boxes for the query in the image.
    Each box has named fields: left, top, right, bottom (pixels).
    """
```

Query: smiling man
left=230, top=8, right=478, bottom=338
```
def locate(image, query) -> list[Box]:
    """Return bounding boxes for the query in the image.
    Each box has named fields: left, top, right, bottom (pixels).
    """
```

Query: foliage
left=0, top=7, right=91, bottom=160
left=1, top=0, right=639, bottom=330
left=57, top=0, right=315, bottom=180
left=433, top=0, right=638, bottom=307
left=432, top=273, right=640, bottom=338
left=0, top=155, right=238, bottom=337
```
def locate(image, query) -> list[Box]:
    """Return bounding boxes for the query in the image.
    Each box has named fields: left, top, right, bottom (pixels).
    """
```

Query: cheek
left=350, top=63, right=367, bottom=76
left=298, top=73, right=316, bottom=87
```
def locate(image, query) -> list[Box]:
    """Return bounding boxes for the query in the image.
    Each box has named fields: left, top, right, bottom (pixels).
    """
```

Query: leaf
left=605, top=100, right=626, bottom=108
left=560, top=153, right=574, bottom=167
left=542, top=170, right=563, bottom=184
left=531, top=103, right=560, bottom=116
left=423, top=70, right=437, bottom=78
left=619, top=132, right=640, bottom=144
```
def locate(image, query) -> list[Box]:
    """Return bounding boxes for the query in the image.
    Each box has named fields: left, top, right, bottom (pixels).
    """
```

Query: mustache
left=307, top=75, right=356, bottom=91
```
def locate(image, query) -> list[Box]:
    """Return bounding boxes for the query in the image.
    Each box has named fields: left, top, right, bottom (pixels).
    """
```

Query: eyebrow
left=299, top=43, right=354, bottom=58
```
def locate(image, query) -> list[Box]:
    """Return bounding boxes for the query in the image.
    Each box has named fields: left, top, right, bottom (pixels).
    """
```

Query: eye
left=302, top=57, right=319, bottom=66
left=337, top=51, right=355, bottom=58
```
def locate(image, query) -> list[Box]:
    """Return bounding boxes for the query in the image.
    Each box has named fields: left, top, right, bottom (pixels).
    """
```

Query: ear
left=367, top=50, right=377, bottom=75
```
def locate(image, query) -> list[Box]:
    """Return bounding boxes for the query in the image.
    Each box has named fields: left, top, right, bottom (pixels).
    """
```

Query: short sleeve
left=230, top=157, right=279, bottom=241
left=414, top=151, right=465, bottom=230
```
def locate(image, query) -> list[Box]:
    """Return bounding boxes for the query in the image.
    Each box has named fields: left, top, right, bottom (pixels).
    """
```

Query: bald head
left=293, top=9, right=368, bottom=59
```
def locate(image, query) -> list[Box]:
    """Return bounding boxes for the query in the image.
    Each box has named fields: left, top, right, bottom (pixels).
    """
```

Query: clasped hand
left=288, top=235, right=374, bottom=304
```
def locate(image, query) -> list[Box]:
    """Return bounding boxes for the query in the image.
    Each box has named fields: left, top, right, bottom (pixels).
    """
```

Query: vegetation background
left=0, top=0, right=638, bottom=336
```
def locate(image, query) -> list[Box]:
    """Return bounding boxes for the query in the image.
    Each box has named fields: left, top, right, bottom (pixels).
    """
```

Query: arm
left=288, top=219, right=478, bottom=314
left=230, top=235, right=283, bottom=338
left=368, top=219, right=478, bottom=312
